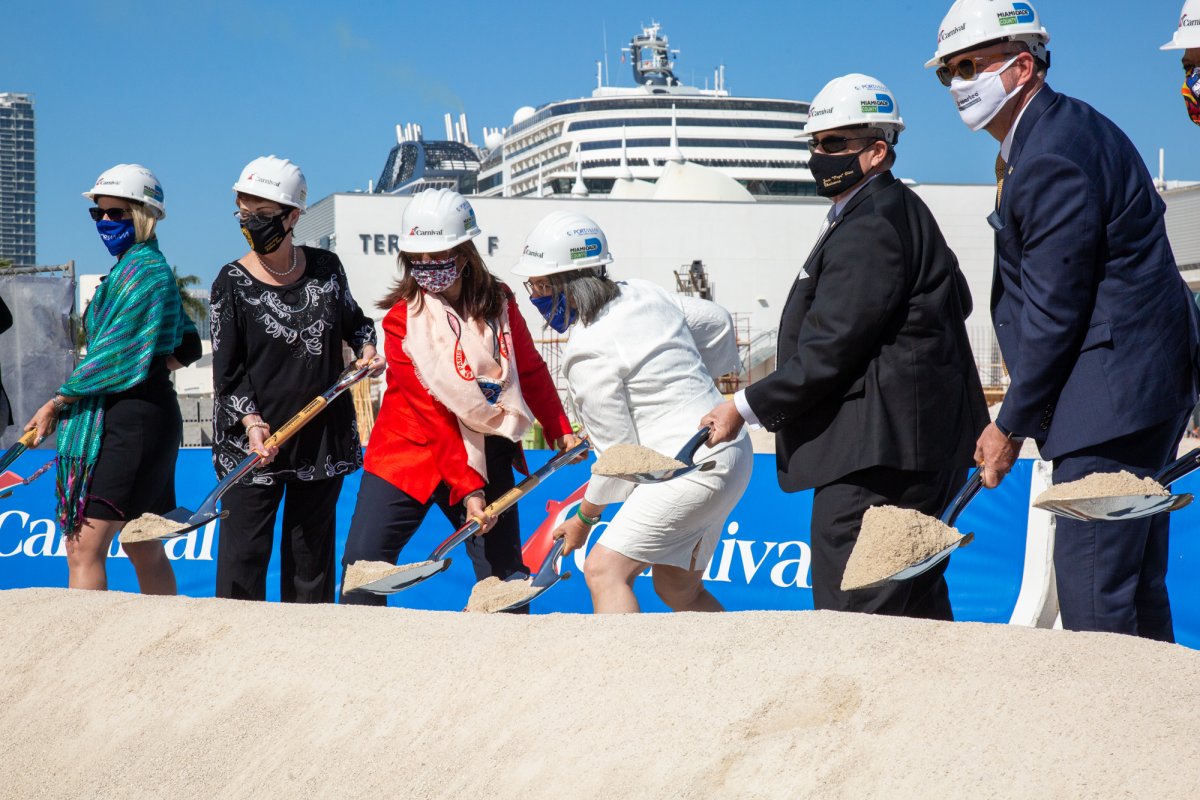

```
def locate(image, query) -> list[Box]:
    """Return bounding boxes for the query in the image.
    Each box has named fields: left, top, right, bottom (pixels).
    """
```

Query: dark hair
left=378, top=239, right=507, bottom=321
left=549, top=268, right=621, bottom=326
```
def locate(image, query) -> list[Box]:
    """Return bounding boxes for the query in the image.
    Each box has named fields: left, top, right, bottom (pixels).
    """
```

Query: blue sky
left=6, top=1, right=1195, bottom=284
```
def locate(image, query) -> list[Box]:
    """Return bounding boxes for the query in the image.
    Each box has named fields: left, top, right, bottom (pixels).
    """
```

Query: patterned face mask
left=410, top=257, right=459, bottom=294
left=1183, top=68, right=1200, bottom=127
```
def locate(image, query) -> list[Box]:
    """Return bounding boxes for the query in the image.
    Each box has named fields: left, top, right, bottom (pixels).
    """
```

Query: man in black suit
left=928, top=0, right=1200, bottom=640
left=702, top=74, right=988, bottom=618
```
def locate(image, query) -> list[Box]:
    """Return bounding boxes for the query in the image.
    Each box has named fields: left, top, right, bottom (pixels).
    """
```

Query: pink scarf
left=403, top=293, right=534, bottom=480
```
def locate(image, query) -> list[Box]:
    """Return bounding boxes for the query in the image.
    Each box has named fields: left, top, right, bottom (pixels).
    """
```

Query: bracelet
left=575, top=507, right=600, bottom=526
left=245, top=421, right=269, bottom=433
left=50, top=396, right=68, bottom=414
left=463, top=490, right=485, bottom=507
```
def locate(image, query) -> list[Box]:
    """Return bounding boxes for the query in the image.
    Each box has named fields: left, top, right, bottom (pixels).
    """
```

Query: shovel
left=485, top=538, right=573, bottom=614
left=0, top=429, right=38, bottom=475
left=603, top=427, right=717, bottom=484
left=349, top=439, right=591, bottom=595
left=1032, top=447, right=1198, bottom=522
left=853, top=469, right=984, bottom=589
left=121, top=363, right=374, bottom=543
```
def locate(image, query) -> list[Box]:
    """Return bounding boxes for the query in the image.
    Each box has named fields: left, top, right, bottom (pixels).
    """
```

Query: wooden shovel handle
left=17, top=429, right=38, bottom=448
left=264, top=397, right=328, bottom=448
left=484, top=483, right=535, bottom=517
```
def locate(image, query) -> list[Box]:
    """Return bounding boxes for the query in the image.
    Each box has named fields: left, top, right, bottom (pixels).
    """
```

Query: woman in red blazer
left=340, top=190, right=576, bottom=608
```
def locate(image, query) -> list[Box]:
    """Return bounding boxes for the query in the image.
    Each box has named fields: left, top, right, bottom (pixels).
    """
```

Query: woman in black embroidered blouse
left=210, top=155, right=380, bottom=603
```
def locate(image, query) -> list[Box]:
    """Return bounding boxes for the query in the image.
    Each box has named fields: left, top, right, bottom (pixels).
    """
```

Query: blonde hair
left=129, top=202, right=158, bottom=243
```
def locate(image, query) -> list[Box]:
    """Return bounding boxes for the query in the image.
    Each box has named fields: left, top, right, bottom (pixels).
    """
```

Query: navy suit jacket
left=991, top=85, right=1200, bottom=460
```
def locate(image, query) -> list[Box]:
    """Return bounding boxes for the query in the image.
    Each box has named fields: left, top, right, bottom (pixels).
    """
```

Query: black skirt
left=84, top=357, right=183, bottom=523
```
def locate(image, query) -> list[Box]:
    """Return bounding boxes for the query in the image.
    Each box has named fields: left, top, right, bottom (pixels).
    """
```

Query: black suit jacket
left=744, top=172, right=988, bottom=491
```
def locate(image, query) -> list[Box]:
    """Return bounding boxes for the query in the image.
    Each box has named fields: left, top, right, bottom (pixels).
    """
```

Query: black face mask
left=808, top=149, right=870, bottom=198
left=240, top=212, right=291, bottom=255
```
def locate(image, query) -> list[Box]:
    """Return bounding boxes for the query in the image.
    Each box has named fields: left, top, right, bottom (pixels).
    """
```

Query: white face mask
left=949, top=55, right=1023, bottom=132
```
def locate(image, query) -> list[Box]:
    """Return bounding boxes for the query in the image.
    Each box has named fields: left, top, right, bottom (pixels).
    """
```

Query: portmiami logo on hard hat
left=997, top=2, right=1034, bottom=26
left=569, top=237, right=603, bottom=260
left=566, top=227, right=602, bottom=236
left=408, top=226, right=444, bottom=236
left=860, top=94, right=894, bottom=114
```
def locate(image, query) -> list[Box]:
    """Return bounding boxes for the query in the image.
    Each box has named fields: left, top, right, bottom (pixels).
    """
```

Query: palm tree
left=0, top=258, right=11, bottom=270
left=173, top=268, right=207, bottom=327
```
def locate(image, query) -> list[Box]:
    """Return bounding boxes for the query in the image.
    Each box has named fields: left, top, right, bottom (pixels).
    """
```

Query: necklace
left=256, top=244, right=298, bottom=278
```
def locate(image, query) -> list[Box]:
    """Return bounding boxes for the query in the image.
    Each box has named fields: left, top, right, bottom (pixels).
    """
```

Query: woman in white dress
left=512, top=211, right=753, bottom=613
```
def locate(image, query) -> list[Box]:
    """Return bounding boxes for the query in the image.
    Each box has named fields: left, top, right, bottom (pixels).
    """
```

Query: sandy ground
left=1, top=589, right=1199, bottom=799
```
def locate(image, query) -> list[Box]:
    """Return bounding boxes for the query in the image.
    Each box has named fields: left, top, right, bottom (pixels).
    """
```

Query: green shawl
left=56, top=240, right=186, bottom=533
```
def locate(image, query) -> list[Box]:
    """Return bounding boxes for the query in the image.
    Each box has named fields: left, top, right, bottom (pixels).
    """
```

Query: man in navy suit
left=928, top=0, right=1200, bottom=641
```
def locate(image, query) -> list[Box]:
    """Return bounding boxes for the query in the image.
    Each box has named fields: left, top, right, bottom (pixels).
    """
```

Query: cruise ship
left=372, top=23, right=815, bottom=200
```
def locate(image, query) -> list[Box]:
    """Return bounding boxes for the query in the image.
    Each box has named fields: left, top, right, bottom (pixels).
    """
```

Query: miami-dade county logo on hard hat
left=143, top=184, right=163, bottom=202
left=860, top=94, right=894, bottom=114
left=569, top=237, right=603, bottom=260
left=997, top=2, right=1034, bottom=26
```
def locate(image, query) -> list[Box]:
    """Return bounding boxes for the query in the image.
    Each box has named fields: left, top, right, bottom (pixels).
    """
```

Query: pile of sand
left=1036, top=470, right=1170, bottom=504
left=342, top=560, right=433, bottom=593
left=466, top=576, right=539, bottom=613
left=1, top=588, right=1199, bottom=798
left=592, top=444, right=686, bottom=476
left=841, top=506, right=967, bottom=591
left=119, top=513, right=188, bottom=544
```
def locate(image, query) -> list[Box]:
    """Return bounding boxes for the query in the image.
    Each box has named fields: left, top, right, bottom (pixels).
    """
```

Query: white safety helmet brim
left=83, top=163, right=166, bottom=220
left=511, top=211, right=614, bottom=278
left=397, top=188, right=482, bottom=253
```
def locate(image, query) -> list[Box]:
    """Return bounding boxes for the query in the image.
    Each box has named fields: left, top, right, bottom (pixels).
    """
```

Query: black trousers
left=1052, top=413, right=1188, bottom=642
left=215, top=475, right=344, bottom=603
left=810, top=466, right=965, bottom=620
left=340, top=435, right=528, bottom=609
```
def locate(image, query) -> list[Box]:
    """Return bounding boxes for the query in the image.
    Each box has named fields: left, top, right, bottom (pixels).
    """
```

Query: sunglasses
left=806, top=135, right=879, bottom=154
left=523, top=280, right=553, bottom=296
left=234, top=209, right=290, bottom=226
left=935, top=50, right=1023, bottom=87
left=88, top=206, right=133, bottom=221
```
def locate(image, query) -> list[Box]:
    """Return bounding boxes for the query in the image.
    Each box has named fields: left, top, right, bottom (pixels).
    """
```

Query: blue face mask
left=530, top=292, right=577, bottom=334
left=96, top=219, right=136, bottom=257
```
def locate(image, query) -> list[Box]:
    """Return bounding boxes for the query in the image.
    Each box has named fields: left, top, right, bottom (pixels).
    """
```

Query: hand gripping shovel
left=348, top=439, right=591, bottom=595
left=851, top=469, right=984, bottom=590
left=120, top=363, right=373, bottom=543
left=1032, top=447, right=1198, bottom=522
left=604, top=427, right=717, bottom=484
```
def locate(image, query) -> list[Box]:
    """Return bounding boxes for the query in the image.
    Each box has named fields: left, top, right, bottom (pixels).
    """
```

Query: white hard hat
left=83, top=164, right=166, bottom=220
left=232, top=155, right=307, bottom=210
left=511, top=211, right=613, bottom=277
left=398, top=188, right=481, bottom=253
left=1162, top=1, right=1200, bottom=50
left=925, top=0, right=1051, bottom=68
left=803, top=74, right=905, bottom=141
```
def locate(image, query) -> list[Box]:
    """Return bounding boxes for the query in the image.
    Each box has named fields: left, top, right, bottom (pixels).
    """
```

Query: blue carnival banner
left=2, top=450, right=1199, bottom=648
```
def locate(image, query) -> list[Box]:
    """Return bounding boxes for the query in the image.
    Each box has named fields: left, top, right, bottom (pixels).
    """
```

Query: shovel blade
left=1033, top=493, right=1193, bottom=522
left=353, top=559, right=451, bottom=595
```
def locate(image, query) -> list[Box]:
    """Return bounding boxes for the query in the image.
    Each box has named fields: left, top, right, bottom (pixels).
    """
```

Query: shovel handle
left=1153, top=447, right=1200, bottom=488
left=941, top=469, right=983, bottom=527
left=17, top=429, right=37, bottom=448
left=264, top=397, right=328, bottom=448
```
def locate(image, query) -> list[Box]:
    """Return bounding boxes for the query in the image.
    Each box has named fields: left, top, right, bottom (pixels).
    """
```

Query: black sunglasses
left=935, top=50, right=1024, bottom=87
left=88, top=206, right=133, bottom=221
left=807, top=135, right=880, bottom=154
left=523, top=280, right=553, bottom=296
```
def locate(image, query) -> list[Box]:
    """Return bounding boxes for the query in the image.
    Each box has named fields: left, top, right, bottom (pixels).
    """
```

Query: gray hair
left=550, top=268, right=620, bottom=327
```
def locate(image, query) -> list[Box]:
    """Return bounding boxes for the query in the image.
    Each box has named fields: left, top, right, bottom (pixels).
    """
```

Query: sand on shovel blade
left=466, top=576, right=539, bottom=613
left=1035, top=470, right=1170, bottom=504
left=119, top=513, right=188, bottom=544
left=343, top=560, right=434, bottom=593
left=841, top=505, right=965, bottom=591
left=591, top=443, right=686, bottom=476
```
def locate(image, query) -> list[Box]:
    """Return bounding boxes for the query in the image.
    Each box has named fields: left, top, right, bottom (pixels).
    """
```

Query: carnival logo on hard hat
left=408, top=226, right=444, bottom=236
left=860, top=94, right=894, bottom=114
left=1183, top=14, right=1200, bottom=28
left=809, top=106, right=833, bottom=118
left=997, top=3, right=1034, bottom=26
left=938, top=22, right=967, bottom=43
left=522, top=245, right=544, bottom=258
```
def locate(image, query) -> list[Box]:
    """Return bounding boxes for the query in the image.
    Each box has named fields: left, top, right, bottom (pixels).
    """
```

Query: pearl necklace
left=256, top=244, right=298, bottom=278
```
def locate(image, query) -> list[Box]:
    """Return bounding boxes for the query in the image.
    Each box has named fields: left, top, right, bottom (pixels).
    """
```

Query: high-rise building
left=0, top=93, right=35, bottom=268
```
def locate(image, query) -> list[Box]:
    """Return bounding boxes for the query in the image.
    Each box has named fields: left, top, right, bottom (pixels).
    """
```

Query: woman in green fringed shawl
left=24, top=164, right=200, bottom=592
